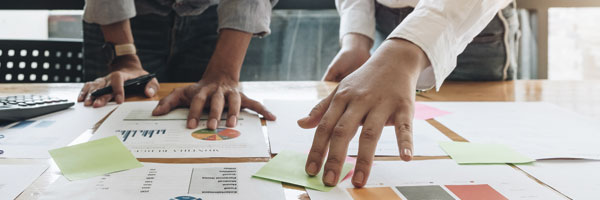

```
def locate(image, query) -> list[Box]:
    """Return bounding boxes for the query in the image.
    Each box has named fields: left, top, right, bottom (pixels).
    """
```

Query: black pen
left=91, top=73, right=156, bottom=97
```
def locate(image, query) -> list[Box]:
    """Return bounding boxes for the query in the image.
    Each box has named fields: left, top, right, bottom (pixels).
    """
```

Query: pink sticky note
left=341, top=157, right=377, bottom=182
left=341, top=157, right=357, bottom=181
left=414, top=103, right=451, bottom=120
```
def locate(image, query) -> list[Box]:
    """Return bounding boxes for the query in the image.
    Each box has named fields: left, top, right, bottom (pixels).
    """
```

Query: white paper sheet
left=0, top=163, right=49, bottom=200
left=41, top=162, right=284, bottom=200
left=91, top=101, right=270, bottom=158
left=519, top=160, right=600, bottom=200
left=429, top=102, right=600, bottom=160
left=307, top=160, right=565, bottom=200
left=265, top=100, right=450, bottom=156
left=0, top=103, right=117, bottom=158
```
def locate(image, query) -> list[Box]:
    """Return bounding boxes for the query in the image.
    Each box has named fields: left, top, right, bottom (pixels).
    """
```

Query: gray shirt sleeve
left=217, top=0, right=277, bottom=37
left=83, top=0, right=137, bottom=25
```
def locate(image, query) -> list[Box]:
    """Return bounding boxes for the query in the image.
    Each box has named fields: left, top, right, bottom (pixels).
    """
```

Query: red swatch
left=445, top=184, right=508, bottom=200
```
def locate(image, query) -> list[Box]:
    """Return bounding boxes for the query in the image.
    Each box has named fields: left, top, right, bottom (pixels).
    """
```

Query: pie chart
left=191, top=128, right=241, bottom=141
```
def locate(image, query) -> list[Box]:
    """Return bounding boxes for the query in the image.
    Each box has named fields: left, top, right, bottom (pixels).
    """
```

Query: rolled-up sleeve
left=387, top=0, right=511, bottom=91
left=83, top=0, right=136, bottom=25
left=336, top=0, right=376, bottom=43
left=217, top=0, right=276, bottom=37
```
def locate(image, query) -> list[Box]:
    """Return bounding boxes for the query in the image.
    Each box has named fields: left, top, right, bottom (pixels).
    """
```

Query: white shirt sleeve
left=335, top=0, right=376, bottom=43
left=387, top=0, right=512, bottom=91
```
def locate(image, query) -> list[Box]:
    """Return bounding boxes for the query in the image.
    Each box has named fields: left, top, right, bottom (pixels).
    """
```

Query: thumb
left=322, top=69, right=338, bottom=82
left=297, top=89, right=336, bottom=128
left=145, top=78, right=160, bottom=97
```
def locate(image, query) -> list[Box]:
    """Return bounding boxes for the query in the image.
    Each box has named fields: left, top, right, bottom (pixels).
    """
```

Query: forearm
left=203, top=28, right=252, bottom=81
left=100, top=20, right=134, bottom=45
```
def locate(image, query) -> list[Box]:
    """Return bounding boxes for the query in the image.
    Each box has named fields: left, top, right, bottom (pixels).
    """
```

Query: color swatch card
left=0, top=103, right=117, bottom=158
left=49, top=136, right=143, bottom=180
left=346, top=185, right=509, bottom=200
left=439, top=141, right=534, bottom=164
left=429, top=102, right=600, bottom=160
left=307, top=160, right=564, bottom=200
left=253, top=151, right=353, bottom=192
left=91, top=101, right=270, bottom=158
left=265, top=100, right=450, bottom=156
left=41, top=162, right=284, bottom=200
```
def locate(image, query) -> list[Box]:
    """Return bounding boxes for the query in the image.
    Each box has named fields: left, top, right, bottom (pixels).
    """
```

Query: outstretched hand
left=152, top=76, right=275, bottom=130
left=298, top=39, right=430, bottom=188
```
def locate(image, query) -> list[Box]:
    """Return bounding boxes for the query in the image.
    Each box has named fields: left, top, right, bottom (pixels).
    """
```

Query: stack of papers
left=0, top=103, right=117, bottom=158
left=519, top=160, right=600, bottom=200
left=0, top=163, right=49, bottom=200
left=6, top=99, right=600, bottom=200
left=429, top=102, right=600, bottom=160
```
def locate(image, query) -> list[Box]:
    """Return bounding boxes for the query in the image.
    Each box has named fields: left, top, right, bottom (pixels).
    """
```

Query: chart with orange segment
left=191, top=128, right=241, bottom=141
left=92, top=101, right=269, bottom=158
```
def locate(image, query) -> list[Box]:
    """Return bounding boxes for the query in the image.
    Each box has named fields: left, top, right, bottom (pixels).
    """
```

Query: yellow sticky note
left=440, top=141, right=534, bottom=164
left=253, top=151, right=353, bottom=192
left=49, top=136, right=143, bottom=180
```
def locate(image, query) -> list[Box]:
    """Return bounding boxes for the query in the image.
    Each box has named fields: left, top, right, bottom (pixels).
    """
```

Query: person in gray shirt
left=78, top=0, right=278, bottom=130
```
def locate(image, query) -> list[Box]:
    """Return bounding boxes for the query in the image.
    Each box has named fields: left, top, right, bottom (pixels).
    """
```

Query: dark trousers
left=83, top=6, right=219, bottom=82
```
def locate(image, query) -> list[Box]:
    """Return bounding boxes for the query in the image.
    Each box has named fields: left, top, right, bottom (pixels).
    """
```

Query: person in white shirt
left=297, top=0, right=517, bottom=187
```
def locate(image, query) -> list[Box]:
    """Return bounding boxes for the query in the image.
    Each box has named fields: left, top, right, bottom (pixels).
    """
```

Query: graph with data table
left=41, top=163, right=284, bottom=200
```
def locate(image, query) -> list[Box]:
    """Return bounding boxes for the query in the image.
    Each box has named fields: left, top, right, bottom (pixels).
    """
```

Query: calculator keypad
left=0, top=95, right=68, bottom=107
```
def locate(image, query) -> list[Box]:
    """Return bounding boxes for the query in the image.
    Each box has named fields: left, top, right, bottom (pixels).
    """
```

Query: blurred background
left=0, top=0, right=599, bottom=82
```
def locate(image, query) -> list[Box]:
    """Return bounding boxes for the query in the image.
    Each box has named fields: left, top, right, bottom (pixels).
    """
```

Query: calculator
left=0, top=95, right=74, bottom=121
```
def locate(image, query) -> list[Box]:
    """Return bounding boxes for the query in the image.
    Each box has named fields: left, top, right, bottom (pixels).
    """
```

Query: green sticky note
left=439, top=141, right=535, bottom=164
left=49, top=136, right=143, bottom=180
left=253, top=151, right=354, bottom=192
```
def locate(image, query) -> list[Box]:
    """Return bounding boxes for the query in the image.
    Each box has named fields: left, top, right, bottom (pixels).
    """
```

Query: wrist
left=341, top=33, right=373, bottom=52
left=110, top=54, right=143, bottom=72
left=377, top=38, right=429, bottom=75
left=202, top=67, right=240, bottom=82
left=202, top=59, right=240, bottom=84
